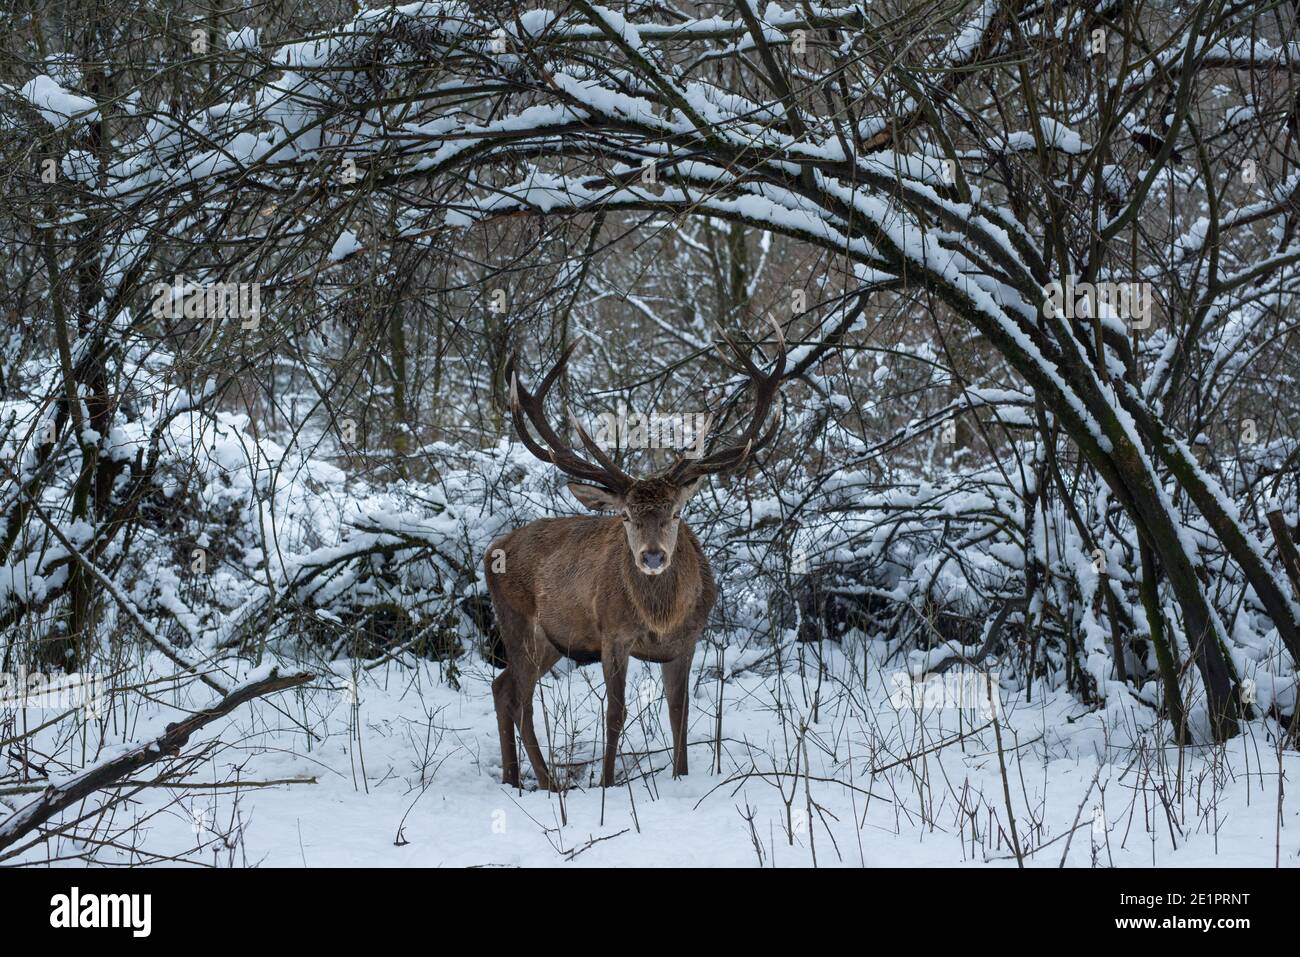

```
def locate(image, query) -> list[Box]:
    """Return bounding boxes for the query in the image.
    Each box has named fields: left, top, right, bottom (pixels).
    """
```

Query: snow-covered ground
left=11, top=640, right=1298, bottom=867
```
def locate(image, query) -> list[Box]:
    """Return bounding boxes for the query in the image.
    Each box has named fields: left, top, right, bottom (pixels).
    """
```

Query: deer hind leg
left=662, top=652, right=692, bottom=778
left=492, top=670, right=520, bottom=787
left=490, top=599, right=534, bottom=788
left=513, top=623, right=562, bottom=791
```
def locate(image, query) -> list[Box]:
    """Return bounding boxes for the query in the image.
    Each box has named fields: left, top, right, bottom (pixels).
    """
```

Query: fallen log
left=0, top=666, right=314, bottom=855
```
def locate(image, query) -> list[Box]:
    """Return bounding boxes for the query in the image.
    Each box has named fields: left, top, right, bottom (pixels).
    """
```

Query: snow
left=20, top=75, right=97, bottom=128
left=9, top=645, right=1296, bottom=866
left=226, top=28, right=259, bottom=51
left=328, top=230, right=361, bottom=262
left=996, top=118, right=1089, bottom=155
left=942, top=0, right=997, bottom=64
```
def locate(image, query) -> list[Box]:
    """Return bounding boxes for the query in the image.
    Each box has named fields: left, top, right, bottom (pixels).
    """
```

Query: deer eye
left=621, top=510, right=631, bottom=522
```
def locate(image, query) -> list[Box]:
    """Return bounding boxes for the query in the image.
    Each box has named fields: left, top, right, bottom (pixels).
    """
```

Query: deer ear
left=567, top=482, right=624, bottom=512
left=676, top=477, right=705, bottom=505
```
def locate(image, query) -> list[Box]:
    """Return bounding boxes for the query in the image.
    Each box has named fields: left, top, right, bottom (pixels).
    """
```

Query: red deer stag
left=485, top=325, right=786, bottom=789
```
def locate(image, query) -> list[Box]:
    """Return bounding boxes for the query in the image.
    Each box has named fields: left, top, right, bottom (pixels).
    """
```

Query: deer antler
left=506, top=341, right=635, bottom=493
left=663, top=315, right=787, bottom=485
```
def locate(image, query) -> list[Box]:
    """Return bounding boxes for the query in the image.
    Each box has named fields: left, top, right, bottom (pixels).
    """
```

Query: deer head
left=506, top=320, right=787, bottom=576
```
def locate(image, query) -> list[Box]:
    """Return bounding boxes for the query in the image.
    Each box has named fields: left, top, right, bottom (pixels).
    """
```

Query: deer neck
left=619, top=525, right=701, bottom=635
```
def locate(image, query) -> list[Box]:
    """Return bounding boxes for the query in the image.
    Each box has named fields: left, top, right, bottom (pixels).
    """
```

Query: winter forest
left=1, top=0, right=1299, bottom=870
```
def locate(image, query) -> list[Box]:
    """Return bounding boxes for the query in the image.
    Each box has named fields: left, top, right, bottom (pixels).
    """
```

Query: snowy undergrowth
left=9, top=638, right=1297, bottom=867
left=4, top=395, right=1297, bottom=866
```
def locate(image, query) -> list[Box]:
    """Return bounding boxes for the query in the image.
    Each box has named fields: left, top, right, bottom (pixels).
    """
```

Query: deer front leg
left=600, top=647, right=630, bottom=788
left=662, top=651, right=692, bottom=778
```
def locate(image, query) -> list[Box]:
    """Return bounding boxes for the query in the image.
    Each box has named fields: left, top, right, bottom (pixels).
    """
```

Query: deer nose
left=641, top=549, right=666, bottom=570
